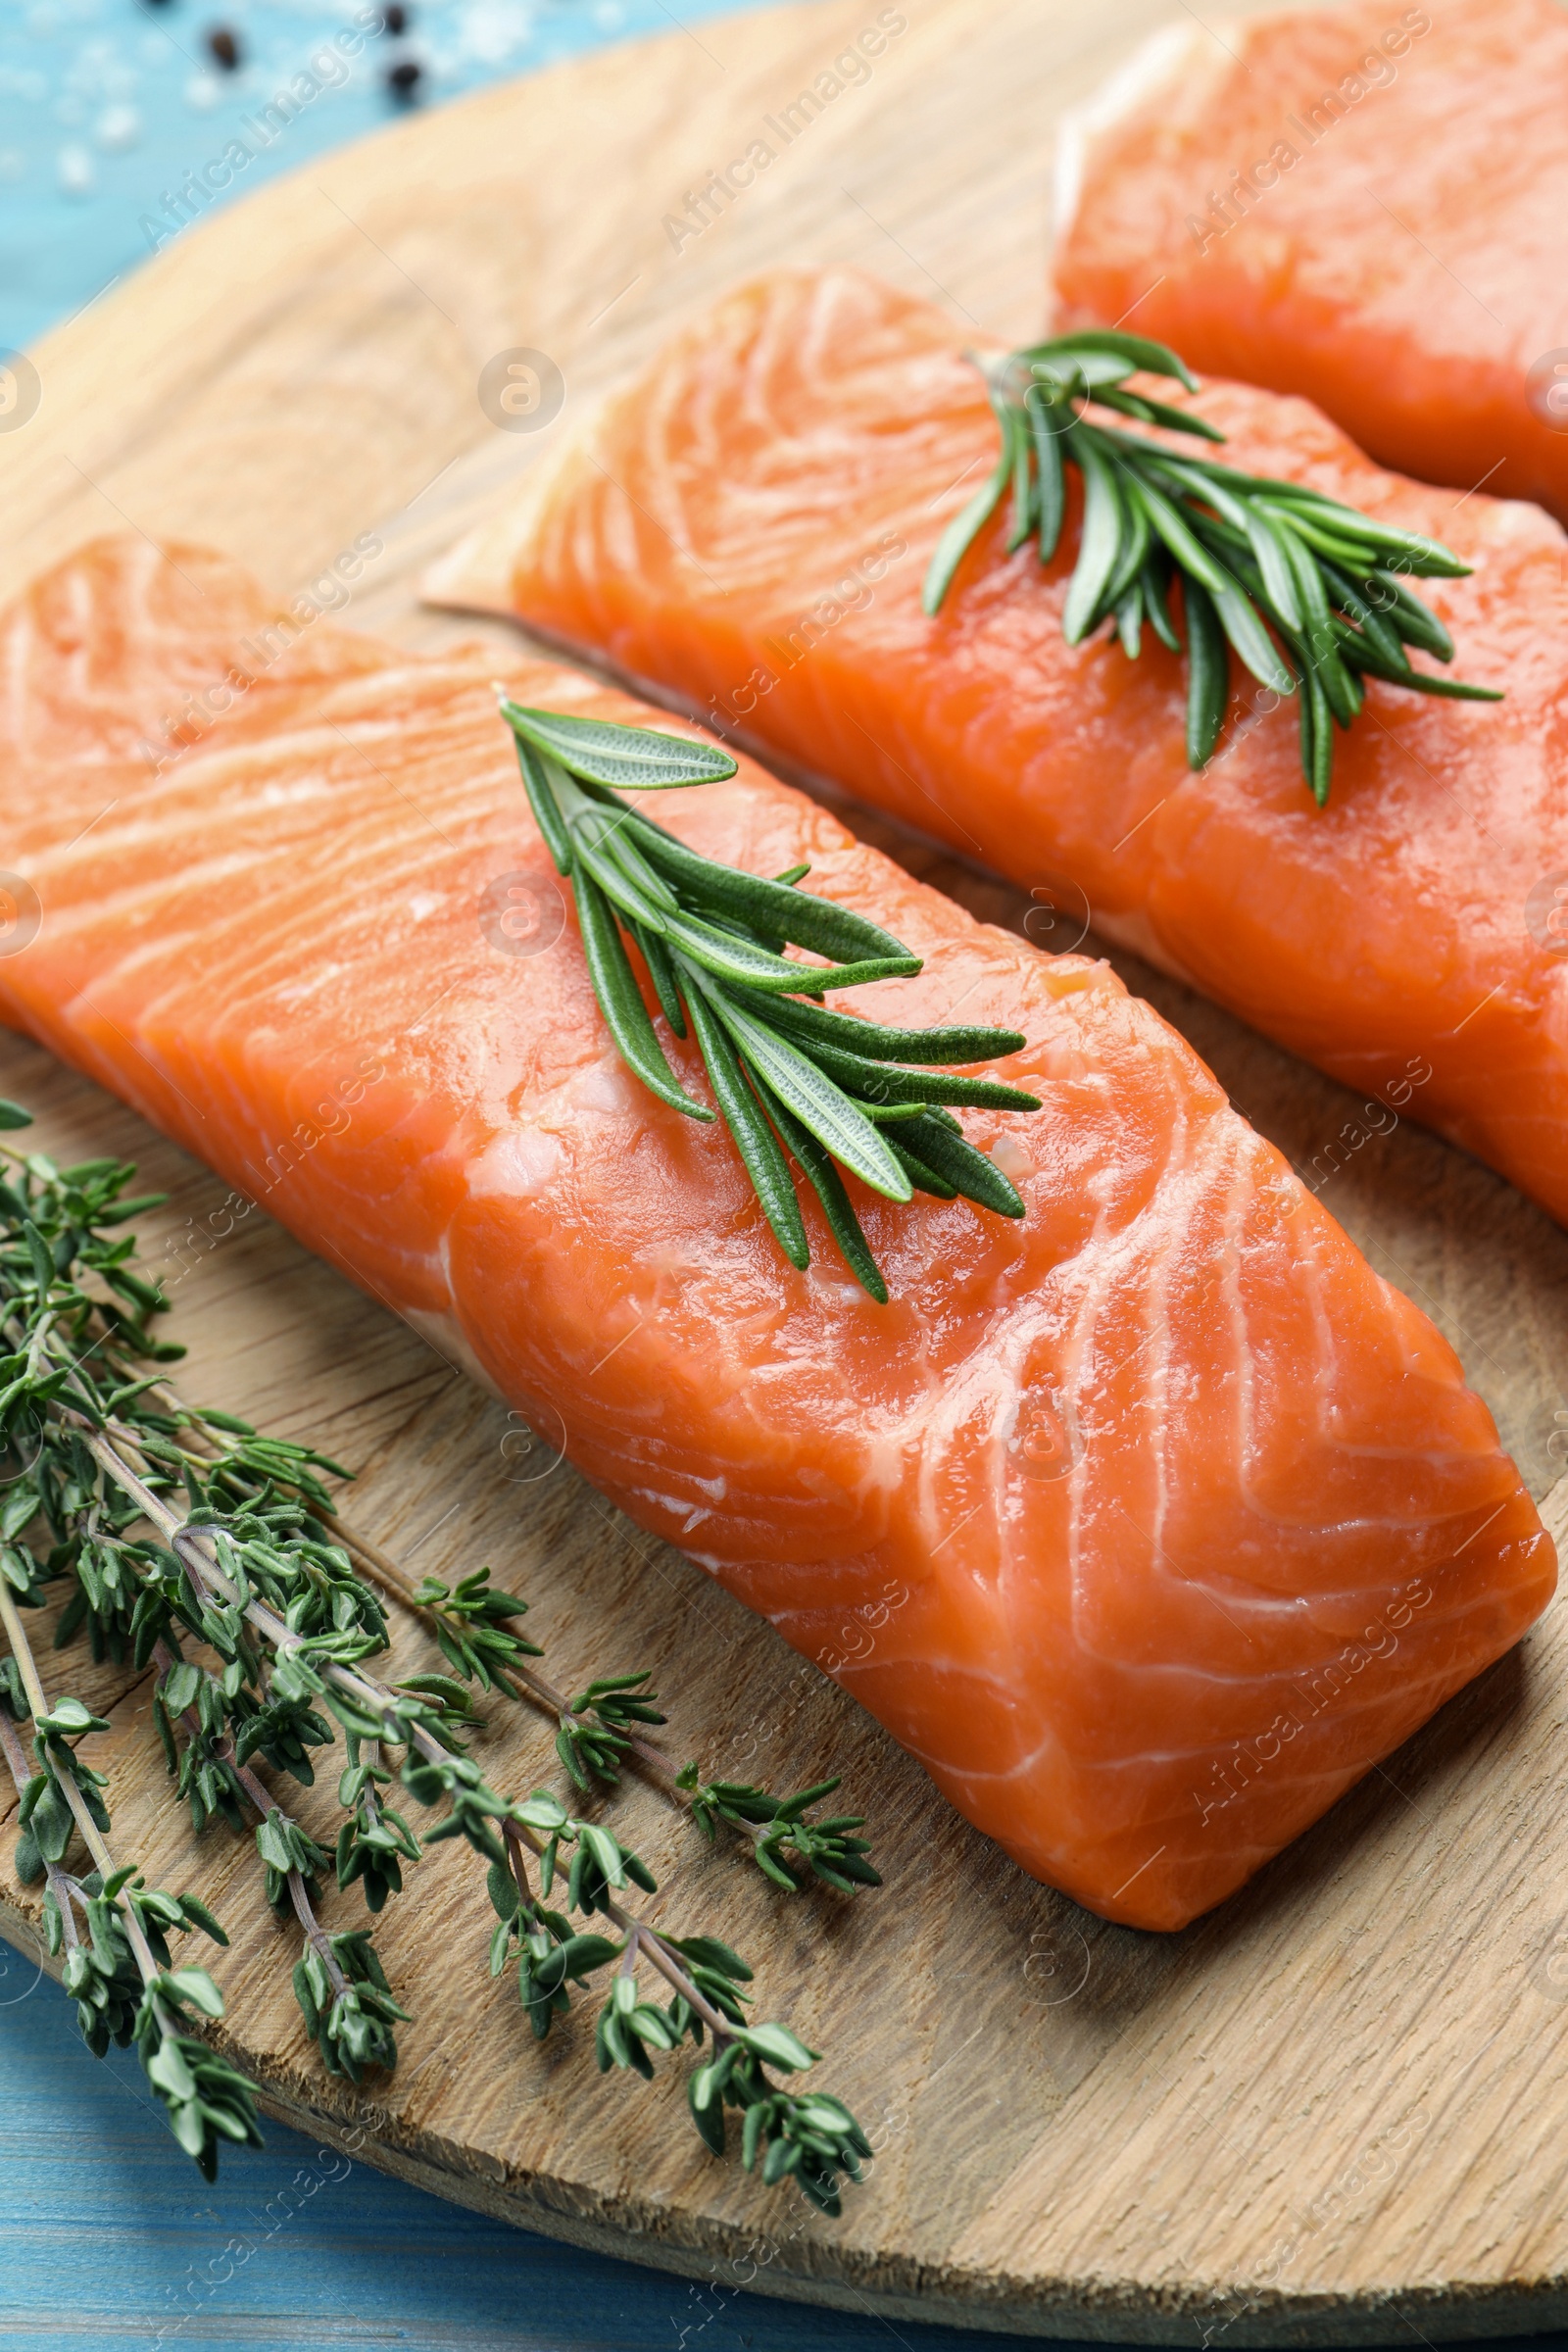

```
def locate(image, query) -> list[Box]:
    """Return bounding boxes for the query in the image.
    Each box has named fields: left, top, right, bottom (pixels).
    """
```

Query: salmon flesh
left=1, top=536, right=1550, bottom=1931
left=1051, top=0, right=1568, bottom=524
left=425, top=265, right=1568, bottom=1235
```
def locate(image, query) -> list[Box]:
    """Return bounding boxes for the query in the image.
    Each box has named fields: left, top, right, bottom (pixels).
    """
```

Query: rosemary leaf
left=573, top=867, right=712, bottom=1123
left=925, top=330, right=1500, bottom=798
left=504, top=704, right=737, bottom=791
left=683, top=985, right=809, bottom=1268
left=1183, top=576, right=1229, bottom=769
left=498, top=700, right=1038, bottom=1297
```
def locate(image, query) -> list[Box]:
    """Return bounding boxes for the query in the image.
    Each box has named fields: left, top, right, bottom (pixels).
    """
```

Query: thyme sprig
left=478, top=1802, right=872, bottom=2213
left=0, top=1105, right=875, bottom=2202
left=923, top=330, right=1502, bottom=804
left=676, top=1767, right=879, bottom=1895
left=499, top=700, right=1041, bottom=1301
left=404, top=1566, right=880, bottom=1888
left=151, top=1638, right=410, bottom=2081
left=0, top=1581, right=260, bottom=2178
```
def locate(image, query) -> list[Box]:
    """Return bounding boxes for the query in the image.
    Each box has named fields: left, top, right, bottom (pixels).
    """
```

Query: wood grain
left=4, top=0, right=1568, bottom=2339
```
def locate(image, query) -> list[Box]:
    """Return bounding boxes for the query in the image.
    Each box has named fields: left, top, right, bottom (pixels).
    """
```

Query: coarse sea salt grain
left=56, top=143, right=95, bottom=197
left=94, top=104, right=142, bottom=154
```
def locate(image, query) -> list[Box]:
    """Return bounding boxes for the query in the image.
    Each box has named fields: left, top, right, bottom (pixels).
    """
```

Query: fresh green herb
left=0, top=1590, right=261, bottom=2180
left=922, top=330, right=1502, bottom=805
left=400, top=1565, right=881, bottom=1891
left=676, top=1768, right=880, bottom=1894
left=498, top=700, right=1041, bottom=1300
left=0, top=1110, right=875, bottom=2204
left=553, top=1672, right=667, bottom=1790
left=475, top=1796, right=872, bottom=2214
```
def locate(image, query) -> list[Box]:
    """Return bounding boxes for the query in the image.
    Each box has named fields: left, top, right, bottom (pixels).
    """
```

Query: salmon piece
left=1052, top=0, right=1568, bottom=522
left=427, top=266, right=1568, bottom=1231
left=0, top=536, right=1549, bottom=1932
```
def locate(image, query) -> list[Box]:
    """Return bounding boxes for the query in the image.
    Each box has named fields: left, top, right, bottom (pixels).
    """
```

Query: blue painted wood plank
left=0, top=1937, right=1050, bottom=2350
left=4, top=1941, right=1554, bottom=2351
left=0, top=0, right=752, bottom=352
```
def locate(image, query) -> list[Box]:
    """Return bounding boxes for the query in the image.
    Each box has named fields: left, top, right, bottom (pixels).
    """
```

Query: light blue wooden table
left=2, top=5, right=1562, bottom=2344
left=0, top=1930, right=1054, bottom=2351
left=0, top=0, right=748, bottom=352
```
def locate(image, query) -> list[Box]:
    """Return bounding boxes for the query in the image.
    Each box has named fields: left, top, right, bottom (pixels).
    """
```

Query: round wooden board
left=6, top=0, right=1568, bottom=2338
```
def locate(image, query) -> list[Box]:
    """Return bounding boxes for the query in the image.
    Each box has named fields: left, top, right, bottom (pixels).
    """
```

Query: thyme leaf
left=0, top=1110, right=876, bottom=2206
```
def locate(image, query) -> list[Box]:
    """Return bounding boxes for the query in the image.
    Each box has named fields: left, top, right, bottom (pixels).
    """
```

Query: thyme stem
left=0, top=1702, right=79, bottom=1951
left=151, top=1637, right=350, bottom=2000
left=0, top=1576, right=159, bottom=1984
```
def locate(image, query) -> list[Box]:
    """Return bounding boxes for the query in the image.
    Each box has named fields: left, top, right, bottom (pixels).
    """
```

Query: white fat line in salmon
left=1186, top=9, right=1433, bottom=258
left=1192, top=1577, right=1435, bottom=1828
left=700, top=533, right=907, bottom=738
left=138, top=6, right=384, bottom=255
left=134, top=533, right=385, bottom=778
left=661, top=9, right=907, bottom=254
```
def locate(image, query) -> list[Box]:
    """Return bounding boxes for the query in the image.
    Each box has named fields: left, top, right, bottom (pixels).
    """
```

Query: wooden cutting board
left=6, top=0, right=1568, bottom=2338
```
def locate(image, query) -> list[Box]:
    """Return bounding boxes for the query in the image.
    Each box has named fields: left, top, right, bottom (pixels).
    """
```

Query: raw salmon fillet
left=426, top=267, right=1568, bottom=1230
left=1052, top=0, right=1568, bottom=521
left=0, top=537, right=1549, bottom=1932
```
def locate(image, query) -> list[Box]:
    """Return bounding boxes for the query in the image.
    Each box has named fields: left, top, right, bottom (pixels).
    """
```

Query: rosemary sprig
left=498, top=700, right=1041, bottom=1301
left=0, top=1105, right=875, bottom=2203
left=922, top=330, right=1502, bottom=804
